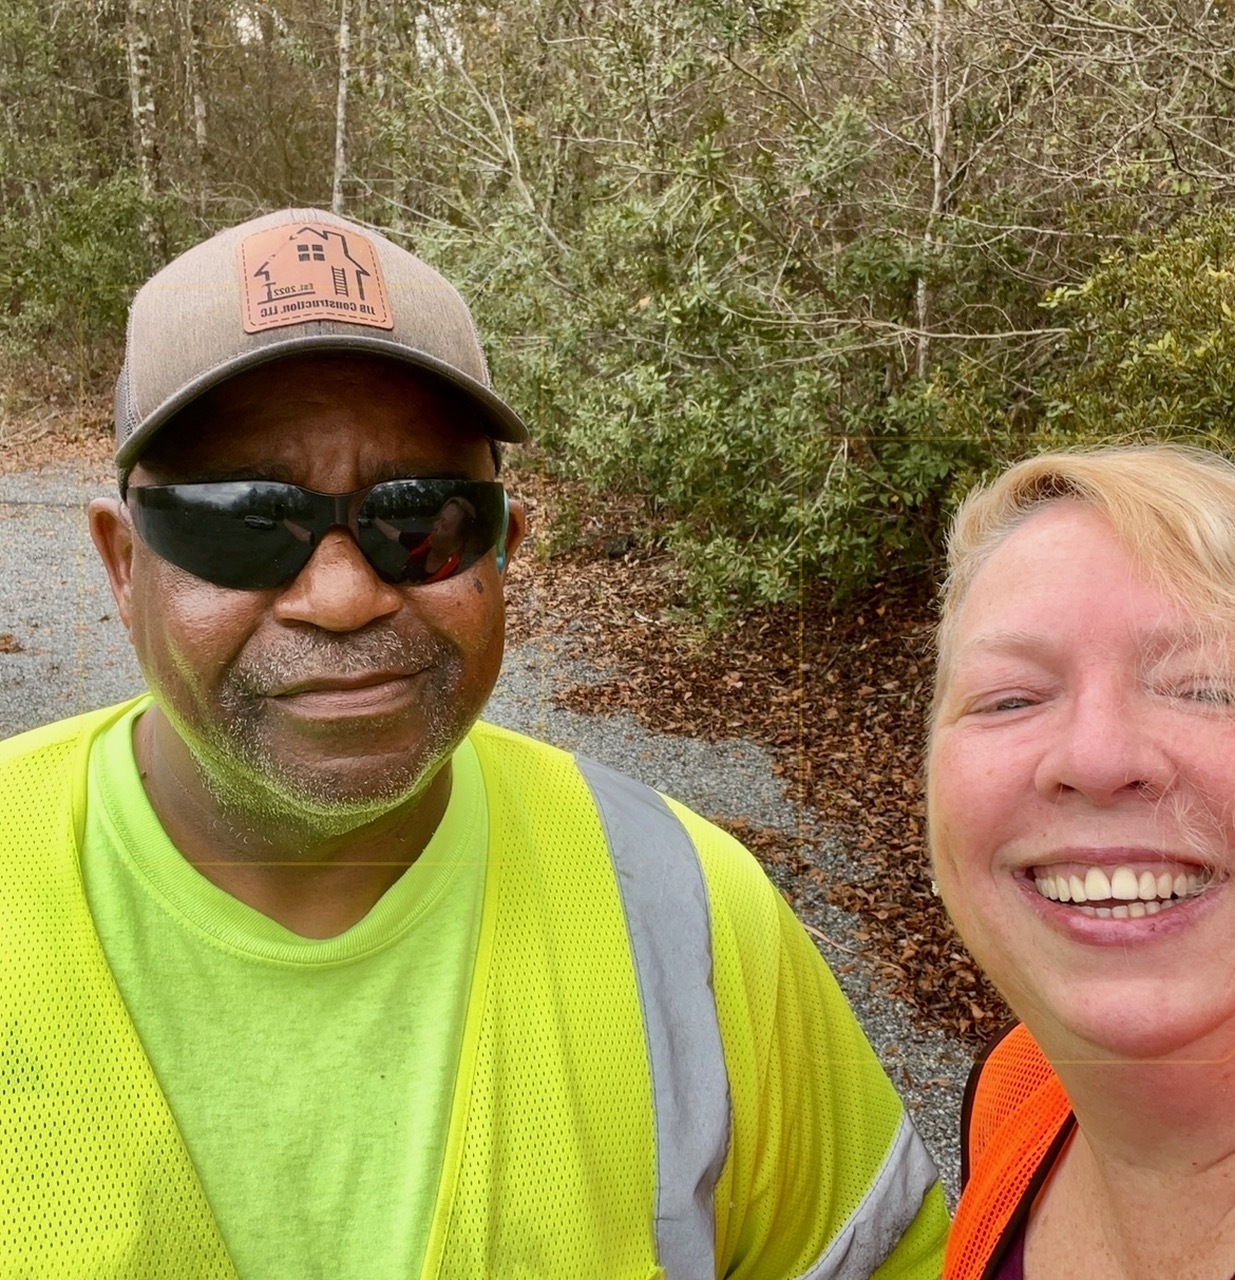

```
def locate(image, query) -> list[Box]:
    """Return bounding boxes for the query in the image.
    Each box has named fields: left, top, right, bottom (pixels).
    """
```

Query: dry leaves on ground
left=505, top=467, right=1007, bottom=1046
left=0, top=389, right=113, bottom=476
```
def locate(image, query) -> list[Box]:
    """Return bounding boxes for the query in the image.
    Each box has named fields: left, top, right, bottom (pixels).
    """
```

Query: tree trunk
left=917, top=0, right=948, bottom=379
left=184, top=0, right=209, bottom=216
left=332, top=0, right=351, bottom=214
left=126, top=0, right=164, bottom=258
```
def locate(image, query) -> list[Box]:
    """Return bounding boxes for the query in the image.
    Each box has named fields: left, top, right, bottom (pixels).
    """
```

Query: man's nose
left=272, top=529, right=403, bottom=632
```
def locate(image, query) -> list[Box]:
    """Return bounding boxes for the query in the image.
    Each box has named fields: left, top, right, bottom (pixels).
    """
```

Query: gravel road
left=0, top=462, right=970, bottom=1203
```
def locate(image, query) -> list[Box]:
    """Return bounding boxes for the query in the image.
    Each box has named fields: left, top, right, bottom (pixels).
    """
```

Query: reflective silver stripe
left=796, top=1113, right=941, bottom=1280
left=576, top=756, right=730, bottom=1280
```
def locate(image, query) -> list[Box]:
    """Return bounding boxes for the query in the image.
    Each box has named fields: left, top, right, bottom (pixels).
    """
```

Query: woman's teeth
left=1033, top=865, right=1210, bottom=918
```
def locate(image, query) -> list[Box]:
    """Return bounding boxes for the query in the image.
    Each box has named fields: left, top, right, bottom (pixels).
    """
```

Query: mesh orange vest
left=944, top=1023, right=1075, bottom=1280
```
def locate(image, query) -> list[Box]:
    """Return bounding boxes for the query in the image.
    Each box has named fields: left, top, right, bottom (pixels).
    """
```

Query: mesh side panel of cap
left=1, top=730, right=235, bottom=1277
left=433, top=730, right=658, bottom=1276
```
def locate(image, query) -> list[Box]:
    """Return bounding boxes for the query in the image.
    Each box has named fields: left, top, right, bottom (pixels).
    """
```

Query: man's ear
left=88, top=497, right=136, bottom=632
left=500, top=499, right=528, bottom=573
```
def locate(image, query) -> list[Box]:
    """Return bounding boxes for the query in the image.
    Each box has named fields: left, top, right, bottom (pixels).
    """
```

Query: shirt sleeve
left=666, top=800, right=949, bottom=1280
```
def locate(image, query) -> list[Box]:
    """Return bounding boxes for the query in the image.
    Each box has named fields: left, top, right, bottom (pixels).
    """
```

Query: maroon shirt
left=992, top=1221, right=1025, bottom=1280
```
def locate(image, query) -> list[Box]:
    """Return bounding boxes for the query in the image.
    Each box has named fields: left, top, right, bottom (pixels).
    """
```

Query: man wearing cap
left=0, top=209, right=947, bottom=1279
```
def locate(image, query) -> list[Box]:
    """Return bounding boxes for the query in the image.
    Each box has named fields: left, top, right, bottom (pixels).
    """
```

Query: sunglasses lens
left=359, top=481, right=507, bottom=584
left=130, top=482, right=317, bottom=589
left=129, top=479, right=507, bottom=589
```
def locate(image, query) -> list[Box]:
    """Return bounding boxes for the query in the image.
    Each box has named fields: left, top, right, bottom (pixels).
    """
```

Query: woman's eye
left=1177, top=684, right=1235, bottom=706
left=963, top=692, right=1038, bottom=715
left=987, top=695, right=1036, bottom=712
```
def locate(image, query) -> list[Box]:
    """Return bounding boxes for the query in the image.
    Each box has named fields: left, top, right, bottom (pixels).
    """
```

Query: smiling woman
left=930, top=444, right=1235, bottom=1280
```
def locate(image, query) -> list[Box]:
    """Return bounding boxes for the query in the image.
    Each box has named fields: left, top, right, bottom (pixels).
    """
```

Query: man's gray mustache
left=228, top=630, right=452, bottom=695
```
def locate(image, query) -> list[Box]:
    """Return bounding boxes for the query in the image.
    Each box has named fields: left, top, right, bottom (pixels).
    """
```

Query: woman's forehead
left=943, top=502, right=1223, bottom=668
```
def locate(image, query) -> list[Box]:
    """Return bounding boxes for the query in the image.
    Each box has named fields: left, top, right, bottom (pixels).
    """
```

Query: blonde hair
left=934, top=443, right=1235, bottom=701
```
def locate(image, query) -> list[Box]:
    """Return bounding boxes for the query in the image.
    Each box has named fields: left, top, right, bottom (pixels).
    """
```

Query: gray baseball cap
left=114, top=207, right=529, bottom=487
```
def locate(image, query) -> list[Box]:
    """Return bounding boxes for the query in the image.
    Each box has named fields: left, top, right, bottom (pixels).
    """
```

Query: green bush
left=1037, top=209, right=1235, bottom=446
left=419, top=185, right=991, bottom=618
left=0, top=174, right=165, bottom=385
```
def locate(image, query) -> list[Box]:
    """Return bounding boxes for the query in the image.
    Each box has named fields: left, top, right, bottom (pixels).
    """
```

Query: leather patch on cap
left=239, top=221, right=394, bottom=333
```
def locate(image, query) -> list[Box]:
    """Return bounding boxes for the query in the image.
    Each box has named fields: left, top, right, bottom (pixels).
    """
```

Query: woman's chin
left=1012, top=985, right=1235, bottom=1068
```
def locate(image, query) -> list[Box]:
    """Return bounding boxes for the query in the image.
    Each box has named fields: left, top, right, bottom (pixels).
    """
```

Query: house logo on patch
left=238, top=221, right=394, bottom=334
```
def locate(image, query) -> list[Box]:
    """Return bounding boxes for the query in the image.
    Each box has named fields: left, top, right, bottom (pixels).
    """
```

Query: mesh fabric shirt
left=81, top=703, right=486, bottom=1280
left=1, top=700, right=948, bottom=1278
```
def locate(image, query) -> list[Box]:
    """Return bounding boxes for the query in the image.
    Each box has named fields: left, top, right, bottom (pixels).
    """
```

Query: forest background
left=3, top=0, right=1235, bottom=1040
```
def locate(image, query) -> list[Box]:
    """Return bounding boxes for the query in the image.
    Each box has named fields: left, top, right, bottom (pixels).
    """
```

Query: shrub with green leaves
left=1037, top=210, right=1235, bottom=447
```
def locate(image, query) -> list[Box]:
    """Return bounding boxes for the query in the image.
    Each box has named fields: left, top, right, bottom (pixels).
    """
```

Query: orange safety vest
left=943, top=1023, right=1075, bottom=1280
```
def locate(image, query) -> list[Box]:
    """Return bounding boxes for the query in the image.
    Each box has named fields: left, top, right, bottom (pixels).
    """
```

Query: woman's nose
left=1033, top=685, right=1173, bottom=805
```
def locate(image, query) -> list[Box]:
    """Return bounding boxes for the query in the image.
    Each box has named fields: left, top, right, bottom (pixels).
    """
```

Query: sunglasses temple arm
left=495, top=492, right=510, bottom=574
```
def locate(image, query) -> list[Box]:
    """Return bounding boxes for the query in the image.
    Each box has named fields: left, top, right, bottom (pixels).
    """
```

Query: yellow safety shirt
left=0, top=700, right=948, bottom=1278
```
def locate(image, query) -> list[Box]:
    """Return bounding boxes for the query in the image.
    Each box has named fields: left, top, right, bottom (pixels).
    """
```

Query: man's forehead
left=135, top=354, right=496, bottom=482
left=204, top=351, right=478, bottom=414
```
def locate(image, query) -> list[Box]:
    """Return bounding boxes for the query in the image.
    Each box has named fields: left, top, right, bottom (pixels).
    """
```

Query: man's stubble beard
left=158, top=628, right=473, bottom=847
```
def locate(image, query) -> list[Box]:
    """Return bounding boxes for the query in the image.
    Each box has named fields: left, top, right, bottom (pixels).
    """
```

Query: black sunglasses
left=128, top=478, right=510, bottom=590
